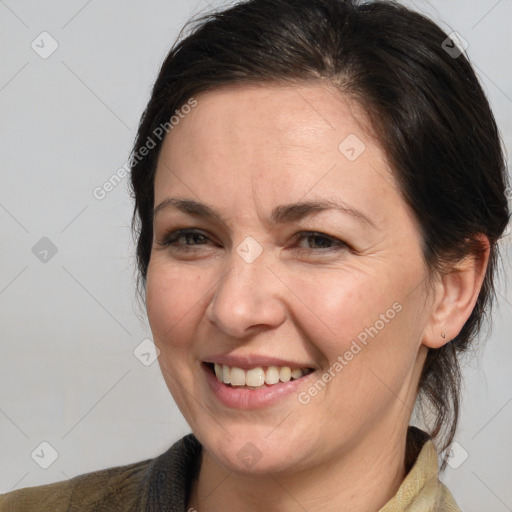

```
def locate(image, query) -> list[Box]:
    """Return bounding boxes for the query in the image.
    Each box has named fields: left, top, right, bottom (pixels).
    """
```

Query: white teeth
left=212, top=363, right=310, bottom=388
left=279, top=366, right=291, bottom=382
left=222, top=364, right=231, bottom=384
left=246, top=367, right=265, bottom=387
left=265, top=366, right=280, bottom=385
left=230, top=367, right=246, bottom=386
left=291, top=368, right=304, bottom=379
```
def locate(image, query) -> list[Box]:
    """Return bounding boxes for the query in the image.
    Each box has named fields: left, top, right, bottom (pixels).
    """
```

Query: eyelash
left=157, top=228, right=349, bottom=255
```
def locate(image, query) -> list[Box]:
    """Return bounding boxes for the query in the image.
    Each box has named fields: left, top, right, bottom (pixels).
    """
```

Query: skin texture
left=145, top=83, right=489, bottom=512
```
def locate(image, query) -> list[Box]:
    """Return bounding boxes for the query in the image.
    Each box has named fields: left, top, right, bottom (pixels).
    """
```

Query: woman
left=1, top=0, right=509, bottom=510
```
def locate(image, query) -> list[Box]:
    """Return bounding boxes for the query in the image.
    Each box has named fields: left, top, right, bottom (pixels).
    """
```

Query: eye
left=155, top=228, right=350, bottom=257
left=157, top=228, right=217, bottom=251
left=293, top=231, right=349, bottom=253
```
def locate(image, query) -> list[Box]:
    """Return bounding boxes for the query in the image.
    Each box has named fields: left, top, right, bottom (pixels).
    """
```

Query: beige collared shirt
left=379, top=440, right=461, bottom=511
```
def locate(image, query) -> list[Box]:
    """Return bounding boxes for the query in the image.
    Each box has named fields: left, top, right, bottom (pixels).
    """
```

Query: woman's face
left=146, top=83, right=435, bottom=474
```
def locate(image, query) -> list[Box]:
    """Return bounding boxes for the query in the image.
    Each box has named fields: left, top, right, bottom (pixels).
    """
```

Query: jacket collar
left=144, top=427, right=460, bottom=512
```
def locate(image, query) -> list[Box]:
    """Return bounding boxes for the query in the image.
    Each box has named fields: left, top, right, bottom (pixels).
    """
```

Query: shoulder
left=0, top=433, right=202, bottom=512
left=0, top=456, right=155, bottom=512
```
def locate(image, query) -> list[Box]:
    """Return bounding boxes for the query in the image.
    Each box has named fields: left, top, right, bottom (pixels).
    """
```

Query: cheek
left=295, top=265, right=423, bottom=397
left=145, top=260, right=209, bottom=349
left=295, top=272, right=419, bottom=423
left=145, top=261, right=210, bottom=414
left=295, top=269, right=396, bottom=356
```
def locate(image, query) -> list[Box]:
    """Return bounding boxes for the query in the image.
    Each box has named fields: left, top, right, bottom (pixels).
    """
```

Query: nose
left=205, top=249, right=287, bottom=339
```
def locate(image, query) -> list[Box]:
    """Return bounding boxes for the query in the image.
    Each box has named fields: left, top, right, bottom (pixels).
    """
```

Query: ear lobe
left=422, top=235, right=490, bottom=349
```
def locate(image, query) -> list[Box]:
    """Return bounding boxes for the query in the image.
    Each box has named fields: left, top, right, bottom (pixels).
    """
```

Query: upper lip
left=202, top=354, right=316, bottom=370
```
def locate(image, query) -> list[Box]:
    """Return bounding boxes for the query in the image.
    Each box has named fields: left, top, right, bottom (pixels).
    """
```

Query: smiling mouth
left=203, top=362, right=315, bottom=389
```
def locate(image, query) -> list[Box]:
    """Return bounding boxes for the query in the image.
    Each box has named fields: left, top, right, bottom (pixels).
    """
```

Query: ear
left=422, top=235, right=490, bottom=349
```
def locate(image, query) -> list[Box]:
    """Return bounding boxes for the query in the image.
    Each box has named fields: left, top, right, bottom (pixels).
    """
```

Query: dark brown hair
left=129, top=0, right=510, bottom=459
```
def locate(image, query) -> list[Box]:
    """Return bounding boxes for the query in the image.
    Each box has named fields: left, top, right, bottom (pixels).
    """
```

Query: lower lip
left=203, top=363, right=315, bottom=409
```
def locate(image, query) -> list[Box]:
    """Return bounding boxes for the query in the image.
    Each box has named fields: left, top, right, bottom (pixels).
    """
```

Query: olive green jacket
left=0, top=429, right=461, bottom=511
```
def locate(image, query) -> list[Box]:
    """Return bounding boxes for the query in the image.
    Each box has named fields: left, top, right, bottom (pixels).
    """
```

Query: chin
left=194, top=421, right=315, bottom=475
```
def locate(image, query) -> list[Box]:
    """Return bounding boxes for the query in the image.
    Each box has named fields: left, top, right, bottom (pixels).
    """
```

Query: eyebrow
left=153, top=197, right=376, bottom=229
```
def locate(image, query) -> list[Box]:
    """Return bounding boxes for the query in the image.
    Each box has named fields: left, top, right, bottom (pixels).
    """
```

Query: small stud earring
left=441, top=332, right=446, bottom=339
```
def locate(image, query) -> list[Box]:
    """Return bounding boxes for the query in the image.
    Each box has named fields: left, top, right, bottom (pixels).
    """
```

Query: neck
left=188, top=423, right=409, bottom=512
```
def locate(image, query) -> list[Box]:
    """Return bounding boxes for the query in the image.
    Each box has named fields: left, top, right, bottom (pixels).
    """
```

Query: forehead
left=160, top=82, right=375, bottom=157
left=154, top=82, right=400, bottom=224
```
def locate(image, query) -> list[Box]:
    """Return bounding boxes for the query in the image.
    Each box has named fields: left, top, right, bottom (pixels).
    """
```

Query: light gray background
left=0, top=1, right=511, bottom=510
